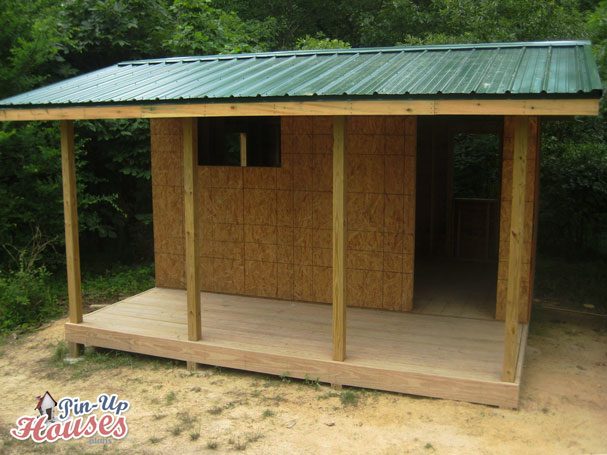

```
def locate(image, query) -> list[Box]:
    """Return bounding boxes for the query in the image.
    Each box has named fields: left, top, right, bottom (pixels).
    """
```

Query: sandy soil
left=0, top=316, right=605, bottom=454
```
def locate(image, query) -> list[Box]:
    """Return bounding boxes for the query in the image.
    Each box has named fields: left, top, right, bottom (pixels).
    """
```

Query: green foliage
left=0, top=266, right=61, bottom=332
left=340, top=389, right=359, bottom=407
left=535, top=256, right=607, bottom=308
left=82, top=263, right=155, bottom=303
left=166, top=0, right=266, bottom=55
left=539, top=120, right=607, bottom=256
left=0, top=0, right=606, bottom=337
left=296, top=34, right=350, bottom=50
left=589, top=0, right=607, bottom=79
left=51, top=343, right=166, bottom=379
left=0, top=229, right=63, bottom=332
left=453, top=133, right=501, bottom=199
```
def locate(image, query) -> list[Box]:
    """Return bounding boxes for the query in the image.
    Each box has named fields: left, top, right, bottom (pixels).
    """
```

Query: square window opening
left=198, top=117, right=281, bottom=167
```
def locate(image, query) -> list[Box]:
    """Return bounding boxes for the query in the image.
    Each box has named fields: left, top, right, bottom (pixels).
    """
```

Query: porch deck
left=65, top=288, right=527, bottom=407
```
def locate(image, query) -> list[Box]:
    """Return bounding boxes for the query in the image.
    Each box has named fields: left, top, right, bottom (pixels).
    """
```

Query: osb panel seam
left=151, top=116, right=415, bottom=311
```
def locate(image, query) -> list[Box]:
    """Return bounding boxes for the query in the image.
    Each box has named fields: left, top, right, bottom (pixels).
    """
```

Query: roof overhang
left=0, top=98, right=599, bottom=121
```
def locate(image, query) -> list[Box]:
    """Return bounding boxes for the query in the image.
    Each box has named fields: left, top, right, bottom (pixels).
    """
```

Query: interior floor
left=413, top=258, right=498, bottom=320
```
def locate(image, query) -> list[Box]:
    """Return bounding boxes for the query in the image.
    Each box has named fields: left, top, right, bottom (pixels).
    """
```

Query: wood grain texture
left=65, top=288, right=525, bottom=407
left=403, top=116, right=417, bottom=311
left=183, top=118, right=201, bottom=341
left=496, top=117, right=539, bottom=323
left=502, top=116, right=528, bottom=382
left=152, top=116, right=416, bottom=312
left=332, top=116, right=346, bottom=361
left=60, top=120, right=83, bottom=326
left=60, top=120, right=83, bottom=357
left=1, top=98, right=598, bottom=121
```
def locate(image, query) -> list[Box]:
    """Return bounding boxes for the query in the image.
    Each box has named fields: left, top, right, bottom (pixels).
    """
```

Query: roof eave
left=0, top=96, right=600, bottom=122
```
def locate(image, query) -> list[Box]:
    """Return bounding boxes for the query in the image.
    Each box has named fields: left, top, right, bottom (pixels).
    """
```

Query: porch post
left=60, top=120, right=83, bottom=358
left=183, top=118, right=201, bottom=355
left=332, top=116, right=346, bottom=361
left=502, top=116, right=529, bottom=382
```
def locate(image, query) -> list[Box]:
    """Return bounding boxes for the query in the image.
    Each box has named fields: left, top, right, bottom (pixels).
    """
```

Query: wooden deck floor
left=65, top=288, right=527, bottom=407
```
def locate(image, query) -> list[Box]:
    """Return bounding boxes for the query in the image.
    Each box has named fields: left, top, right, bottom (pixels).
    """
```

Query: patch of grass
left=49, top=342, right=166, bottom=380
left=535, top=256, right=607, bottom=311
left=190, top=431, right=200, bottom=441
left=304, top=374, right=320, bottom=388
left=269, top=394, right=284, bottom=404
left=318, top=391, right=340, bottom=400
left=247, top=432, right=263, bottom=443
left=82, top=264, right=155, bottom=305
left=170, top=425, right=183, bottom=436
left=53, top=341, right=68, bottom=362
left=425, top=442, right=435, bottom=450
left=149, top=436, right=163, bottom=444
left=177, top=411, right=197, bottom=426
left=190, top=386, right=202, bottom=392
left=207, top=405, right=223, bottom=415
left=206, top=440, right=219, bottom=450
left=340, top=390, right=359, bottom=407
left=224, top=400, right=244, bottom=409
left=164, top=391, right=177, bottom=405
left=230, top=438, right=247, bottom=451
left=279, top=371, right=291, bottom=382
left=262, top=409, right=275, bottom=418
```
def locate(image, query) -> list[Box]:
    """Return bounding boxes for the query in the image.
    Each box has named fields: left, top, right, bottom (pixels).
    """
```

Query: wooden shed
left=0, top=41, right=602, bottom=407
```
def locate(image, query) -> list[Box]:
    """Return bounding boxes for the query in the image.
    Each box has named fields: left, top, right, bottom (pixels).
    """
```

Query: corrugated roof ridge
left=118, top=40, right=592, bottom=66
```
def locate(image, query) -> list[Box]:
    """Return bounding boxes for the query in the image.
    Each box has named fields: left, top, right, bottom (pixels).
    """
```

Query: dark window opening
left=198, top=117, right=281, bottom=167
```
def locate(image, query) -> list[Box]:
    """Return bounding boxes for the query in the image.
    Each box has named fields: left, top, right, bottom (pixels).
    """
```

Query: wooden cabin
left=0, top=41, right=602, bottom=407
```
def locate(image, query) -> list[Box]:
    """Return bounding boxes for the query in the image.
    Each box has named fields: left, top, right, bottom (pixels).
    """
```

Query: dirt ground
left=0, top=315, right=605, bottom=454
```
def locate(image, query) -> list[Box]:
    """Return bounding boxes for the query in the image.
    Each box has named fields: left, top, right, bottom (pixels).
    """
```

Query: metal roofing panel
left=0, top=40, right=602, bottom=108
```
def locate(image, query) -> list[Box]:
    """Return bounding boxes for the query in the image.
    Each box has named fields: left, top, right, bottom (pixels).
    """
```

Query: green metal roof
left=0, top=41, right=602, bottom=108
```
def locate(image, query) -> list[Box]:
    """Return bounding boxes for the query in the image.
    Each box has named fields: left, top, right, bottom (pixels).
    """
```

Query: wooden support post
left=502, top=117, right=529, bottom=382
left=183, top=118, right=201, bottom=348
left=60, top=120, right=83, bottom=358
left=332, top=116, right=346, bottom=361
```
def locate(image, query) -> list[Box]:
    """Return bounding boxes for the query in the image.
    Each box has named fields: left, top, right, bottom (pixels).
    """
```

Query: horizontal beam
left=0, top=98, right=599, bottom=121
left=65, top=322, right=522, bottom=408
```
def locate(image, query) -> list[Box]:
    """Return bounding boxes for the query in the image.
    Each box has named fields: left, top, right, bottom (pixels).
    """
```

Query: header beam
left=0, top=98, right=599, bottom=121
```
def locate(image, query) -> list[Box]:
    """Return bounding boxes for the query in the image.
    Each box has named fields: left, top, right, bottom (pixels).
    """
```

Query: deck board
left=65, top=287, right=526, bottom=407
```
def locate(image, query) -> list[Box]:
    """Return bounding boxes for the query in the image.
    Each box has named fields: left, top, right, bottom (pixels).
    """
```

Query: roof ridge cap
left=117, top=40, right=592, bottom=66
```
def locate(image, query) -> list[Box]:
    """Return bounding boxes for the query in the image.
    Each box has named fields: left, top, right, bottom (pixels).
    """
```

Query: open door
left=414, top=117, right=502, bottom=319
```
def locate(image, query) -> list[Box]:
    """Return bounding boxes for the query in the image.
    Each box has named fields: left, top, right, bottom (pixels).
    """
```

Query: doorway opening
left=414, top=117, right=502, bottom=320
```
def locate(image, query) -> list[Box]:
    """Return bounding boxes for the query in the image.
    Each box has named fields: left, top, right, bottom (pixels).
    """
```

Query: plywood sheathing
left=151, top=119, right=186, bottom=288
left=151, top=116, right=416, bottom=311
left=496, top=116, right=539, bottom=323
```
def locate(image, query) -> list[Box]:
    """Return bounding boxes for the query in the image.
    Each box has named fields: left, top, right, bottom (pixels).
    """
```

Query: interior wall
left=415, top=118, right=450, bottom=257
left=151, top=116, right=416, bottom=311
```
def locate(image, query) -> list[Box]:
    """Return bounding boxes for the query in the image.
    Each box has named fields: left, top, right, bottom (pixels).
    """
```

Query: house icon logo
left=35, top=391, right=57, bottom=423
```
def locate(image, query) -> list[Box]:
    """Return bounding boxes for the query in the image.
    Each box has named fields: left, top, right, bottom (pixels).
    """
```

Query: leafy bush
left=0, top=266, right=61, bottom=332
left=82, top=263, right=154, bottom=304
left=540, top=120, right=607, bottom=257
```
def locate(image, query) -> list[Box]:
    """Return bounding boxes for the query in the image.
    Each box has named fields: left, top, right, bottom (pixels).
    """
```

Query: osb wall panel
left=151, top=119, right=185, bottom=288
left=496, top=116, right=539, bottom=323
left=151, top=116, right=416, bottom=311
